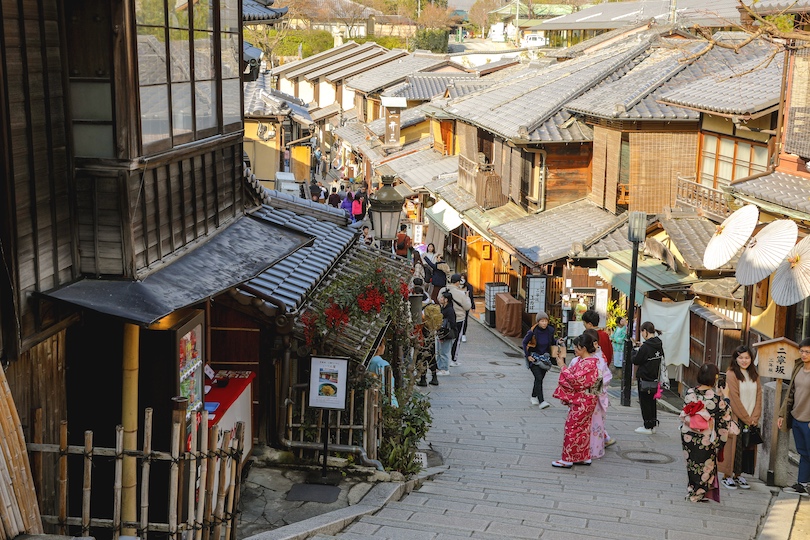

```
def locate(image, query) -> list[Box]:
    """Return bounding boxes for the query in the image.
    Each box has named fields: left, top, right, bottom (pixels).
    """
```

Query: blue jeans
left=793, top=419, right=810, bottom=484
left=437, top=337, right=453, bottom=371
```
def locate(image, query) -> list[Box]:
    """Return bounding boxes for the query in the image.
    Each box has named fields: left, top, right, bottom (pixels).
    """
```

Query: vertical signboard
left=308, top=357, right=349, bottom=410
left=385, top=108, right=401, bottom=145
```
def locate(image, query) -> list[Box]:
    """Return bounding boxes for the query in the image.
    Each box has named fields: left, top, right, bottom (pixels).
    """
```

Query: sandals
left=574, top=460, right=592, bottom=466
left=551, top=460, right=573, bottom=468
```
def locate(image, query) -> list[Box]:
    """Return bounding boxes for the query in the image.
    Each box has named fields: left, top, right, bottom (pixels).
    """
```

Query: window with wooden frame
left=135, top=0, right=242, bottom=154
left=698, top=134, right=768, bottom=189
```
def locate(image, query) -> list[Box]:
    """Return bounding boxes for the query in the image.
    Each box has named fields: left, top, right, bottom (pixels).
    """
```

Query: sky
left=447, top=0, right=476, bottom=12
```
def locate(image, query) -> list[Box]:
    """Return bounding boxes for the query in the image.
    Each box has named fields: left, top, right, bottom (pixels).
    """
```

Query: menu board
left=308, top=357, right=349, bottom=410
left=178, top=323, right=203, bottom=418
left=526, top=276, right=547, bottom=315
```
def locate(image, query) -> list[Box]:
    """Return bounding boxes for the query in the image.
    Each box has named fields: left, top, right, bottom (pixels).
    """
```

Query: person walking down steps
left=523, top=311, right=557, bottom=410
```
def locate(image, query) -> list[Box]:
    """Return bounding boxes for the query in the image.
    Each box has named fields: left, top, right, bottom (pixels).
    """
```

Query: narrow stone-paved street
left=305, top=315, right=776, bottom=539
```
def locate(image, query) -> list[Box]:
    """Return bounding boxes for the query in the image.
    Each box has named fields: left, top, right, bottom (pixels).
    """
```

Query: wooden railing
left=458, top=154, right=477, bottom=195
left=457, top=155, right=507, bottom=210
left=676, top=176, right=731, bottom=221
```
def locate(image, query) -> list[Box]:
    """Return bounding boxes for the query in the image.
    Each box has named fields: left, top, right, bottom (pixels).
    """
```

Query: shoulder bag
left=741, top=425, right=763, bottom=448
left=526, top=324, right=538, bottom=349
left=638, top=379, right=659, bottom=394
left=437, top=318, right=456, bottom=341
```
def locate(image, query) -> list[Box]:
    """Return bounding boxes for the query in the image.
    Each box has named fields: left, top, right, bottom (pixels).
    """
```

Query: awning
left=596, top=259, right=655, bottom=306
left=41, top=215, right=314, bottom=325
left=394, top=183, right=416, bottom=198
left=425, top=200, right=463, bottom=233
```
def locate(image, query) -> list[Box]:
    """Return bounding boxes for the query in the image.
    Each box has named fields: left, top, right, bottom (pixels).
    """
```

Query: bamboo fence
left=26, top=408, right=245, bottom=540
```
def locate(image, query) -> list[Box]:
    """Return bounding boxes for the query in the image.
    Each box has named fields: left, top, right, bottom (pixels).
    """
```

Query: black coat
left=632, top=335, right=664, bottom=381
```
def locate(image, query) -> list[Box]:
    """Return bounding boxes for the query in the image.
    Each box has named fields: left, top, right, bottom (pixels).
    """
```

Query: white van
left=521, top=34, right=547, bottom=48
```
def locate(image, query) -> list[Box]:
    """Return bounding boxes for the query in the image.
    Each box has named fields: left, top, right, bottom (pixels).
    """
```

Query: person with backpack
left=440, top=274, right=472, bottom=367
left=395, top=225, right=411, bottom=258
left=426, top=254, right=449, bottom=302
left=522, top=311, right=558, bottom=409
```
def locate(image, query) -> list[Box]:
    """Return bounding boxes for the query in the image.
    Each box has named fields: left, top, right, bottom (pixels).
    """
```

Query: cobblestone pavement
left=303, top=314, right=779, bottom=540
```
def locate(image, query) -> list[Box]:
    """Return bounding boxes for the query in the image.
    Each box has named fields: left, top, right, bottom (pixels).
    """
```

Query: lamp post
left=621, top=211, right=647, bottom=407
left=368, top=174, right=405, bottom=250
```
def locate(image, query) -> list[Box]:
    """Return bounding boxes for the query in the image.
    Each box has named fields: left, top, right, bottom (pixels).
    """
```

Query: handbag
left=741, top=425, right=763, bottom=448
left=529, top=352, right=553, bottom=371
left=437, top=319, right=456, bottom=341
left=638, top=379, right=658, bottom=393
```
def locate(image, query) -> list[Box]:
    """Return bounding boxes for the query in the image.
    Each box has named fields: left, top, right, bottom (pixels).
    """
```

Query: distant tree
left=324, top=0, right=371, bottom=38
left=468, top=0, right=500, bottom=39
left=417, top=4, right=453, bottom=29
left=410, top=28, right=449, bottom=52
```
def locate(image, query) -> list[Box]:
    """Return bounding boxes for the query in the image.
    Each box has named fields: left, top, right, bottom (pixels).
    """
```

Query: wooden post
left=169, top=417, right=181, bottom=540
left=212, top=430, right=233, bottom=540
left=121, top=322, right=140, bottom=534
left=32, top=408, right=42, bottom=506
left=224, top=422, right=244, bottom=540
left=172, top=396, right=188, bottom=525
left=202, top=425, right=219, bottom=540
left=82, top=430, right=93, bottom=536
left=58, top=421, right=67, bottom=535
left=113, top=425, right=124, bottom=540
left=195, top=411, right=209, bottom=540
left=753, top=337, right=798, bottom=486
left=187, top=413, right=198, bottom=536
left=140, top=408, right=153, bottom=540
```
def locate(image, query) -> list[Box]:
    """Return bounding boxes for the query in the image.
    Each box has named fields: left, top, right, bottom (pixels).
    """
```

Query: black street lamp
left=368, top=174, right=405, bottom=248
left=621, top=211, right=647, bottom=407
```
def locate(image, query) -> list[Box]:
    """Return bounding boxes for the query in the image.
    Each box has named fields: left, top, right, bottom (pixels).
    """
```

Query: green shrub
left=410, top=29, right=449, bottom=53
left=356, top=35, right=407, bottom=49
left=268, top=29, right=335, bottom=58
left=379, top=390, right=432, bottom=475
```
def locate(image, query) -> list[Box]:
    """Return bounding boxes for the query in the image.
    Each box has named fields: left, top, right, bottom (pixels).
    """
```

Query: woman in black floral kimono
left=679, top=363, right=734, bottom=503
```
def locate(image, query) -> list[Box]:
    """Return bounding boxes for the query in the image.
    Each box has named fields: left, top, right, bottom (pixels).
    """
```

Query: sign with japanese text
left=385, top=109, right=400, bottom=145
left=308, top=357, right=349, bottom=410
left=526, top=275, right=547, bottom=314
left=754, top=337, right=798, bottom=380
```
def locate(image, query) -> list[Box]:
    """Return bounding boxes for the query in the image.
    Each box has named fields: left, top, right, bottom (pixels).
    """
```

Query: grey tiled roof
left=660, top=216, right=736, bottom=271
left=347, top=53, right=458, bottom=94
left=546, top=23, right=650, bottom=59
left=366, top=105, right=428, bottom=135
left=383, top=73, right=479, bottom=101
left=333, top=121, right=369, bottom=149
left=746, top=0, right=810, bottom=13
left=658, top=52, right=784, bottom=116
left=378, top=150, right=458, bottom=190
left=536, top=0, right=741, bottom=30
left=245, top=203, right=356, bottom=310
left=464, top=202, right=529, bottom=236
left=244, top=80, right=313, bottom=125
left=567, top=41, right=707, bottom=120
left=298, top=43, right=387, bottom=81
left=358, top=135, right=433, bottom=167
left=691, top=278, right=744, bottom=302
left=325, top=49, right=409, bottom=83
left=272, top=42, right=360, bottom=77
left=533, top=110, right=594, bottom=143
left=490, top=199, right=626, bottom=265
left=573, top=222, right=634, bottom=259
left=309, top=102, right=342, bottom=122
left=568, top=35, right=780, bottom=121
left=436, top=182, right=478, bottom=213
left=729, top=171, right=810, bottom=216
left=423, top=171, right=458, bottom=193
left=243, top=0, right=287, bottom=21
left=448, top=81, right=494, bottom=99
left=443, top=38, right=650, bottom=141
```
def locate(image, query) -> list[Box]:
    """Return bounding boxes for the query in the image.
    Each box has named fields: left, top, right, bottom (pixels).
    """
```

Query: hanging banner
left=308, top=357, right=349, bottom=410
left=640, top=298, right=693, bottom=367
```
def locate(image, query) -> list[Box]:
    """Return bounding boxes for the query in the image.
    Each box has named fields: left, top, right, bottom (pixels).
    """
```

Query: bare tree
left=468, top=0, right=500, bottom=39
left=328, top=0, right=372, bottom=38
left=417, top=4, right=453, bottom=30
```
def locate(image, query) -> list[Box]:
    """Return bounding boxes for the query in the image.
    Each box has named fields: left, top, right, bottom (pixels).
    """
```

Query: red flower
left=400, top=281, right=410, bottom=298
left=683, top=401, right=705, bottom=416
left=324, top=303, right=349, bottom=329
left=357, top=287, right=384, bottom=313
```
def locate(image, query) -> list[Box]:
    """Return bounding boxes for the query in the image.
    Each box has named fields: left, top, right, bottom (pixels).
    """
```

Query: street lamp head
left=368, top=174, right=405, bottom=242
left=628, top=211, right=647, bottom=243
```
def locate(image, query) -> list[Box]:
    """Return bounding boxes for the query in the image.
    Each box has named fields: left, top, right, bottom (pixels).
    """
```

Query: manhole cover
left=619, top=450, right=675, bottom=464
left=462, top=372, right=506, bottom=379
left=490, top=361, right=522, bottom=366
left=503, top=352, right=524, bottom=358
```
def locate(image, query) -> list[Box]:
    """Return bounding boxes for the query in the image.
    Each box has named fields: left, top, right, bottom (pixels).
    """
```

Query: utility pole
left=515, top=0, right=520, bottom=46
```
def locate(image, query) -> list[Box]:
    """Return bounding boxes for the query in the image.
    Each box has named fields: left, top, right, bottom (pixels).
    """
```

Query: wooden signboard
left=754, top=337, right=798, bottom=380
left=753, top=336, right=799, bottom=485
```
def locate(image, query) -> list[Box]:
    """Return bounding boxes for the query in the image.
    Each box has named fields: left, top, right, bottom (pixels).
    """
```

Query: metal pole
left=621, top=240, right=641, bottom=407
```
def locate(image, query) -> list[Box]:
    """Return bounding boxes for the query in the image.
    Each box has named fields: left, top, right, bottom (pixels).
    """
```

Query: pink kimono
left=553, top=356, right=600, bottom=463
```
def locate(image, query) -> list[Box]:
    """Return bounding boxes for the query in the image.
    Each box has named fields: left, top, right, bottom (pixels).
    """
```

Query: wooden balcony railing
left=457, top=154, right=507, bottom=209
left=676, top=176, right=731, bottom=221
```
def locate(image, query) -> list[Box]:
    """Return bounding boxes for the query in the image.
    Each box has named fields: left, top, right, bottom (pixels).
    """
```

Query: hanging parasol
left=703, top=204, right=759, bottom=270
left=736, top=220, right=798, bottom=286
left=771, top=234, right=810, bottom=306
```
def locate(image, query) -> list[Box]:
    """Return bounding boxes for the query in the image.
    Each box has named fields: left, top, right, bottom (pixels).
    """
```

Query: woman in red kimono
left=552, top=333, right=601, bottom=468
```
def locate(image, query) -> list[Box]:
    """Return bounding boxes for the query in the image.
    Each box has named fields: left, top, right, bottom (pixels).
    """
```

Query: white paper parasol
left=703, top=204, right=759, bottom=270
left=735, top=220, right=798, bottom=286
left=772, top=235, right=810, bottom=306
